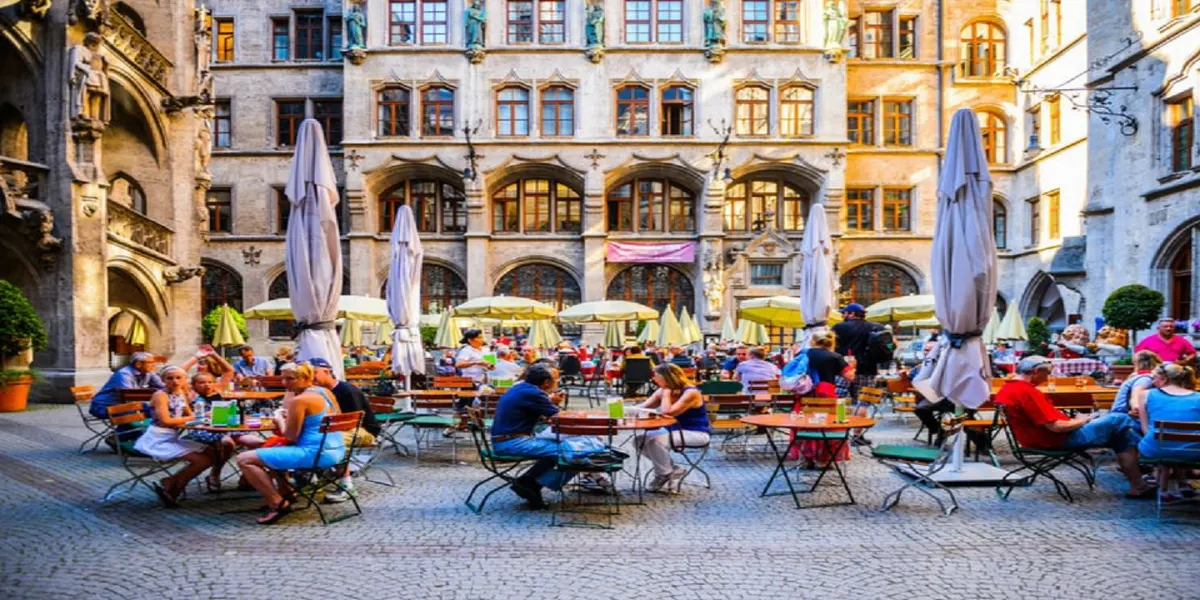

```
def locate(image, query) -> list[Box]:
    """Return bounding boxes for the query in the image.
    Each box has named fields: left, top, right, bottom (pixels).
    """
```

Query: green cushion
left=873, top=444, right=940, bottom=462
left=408, top=415, right=457, bottom=427
left=375, top=412, right=417, bottom=423
left=792, top=431, right=849, bottom=440
left=480, top=449, right=527, bottom=462
left=1141, top=457, right=1200, bottom=466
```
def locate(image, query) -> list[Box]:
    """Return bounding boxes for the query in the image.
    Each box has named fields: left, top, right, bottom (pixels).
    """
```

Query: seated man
left=721, top=346, right=749, bottom=379
left=310, top=357, right=379, bottom=503
left=232, top=345, right=272, bottom=381
left=489, top=348, right=523, bottom=382
left=490, top=364, right=601, bottom=509
left=667, top=345, right=696, bottom=368
left=732, top=347, right=781, bottom=394
left=996, top=356, right=1154, bottom=498
left=89, top=351, right=164, bottom=419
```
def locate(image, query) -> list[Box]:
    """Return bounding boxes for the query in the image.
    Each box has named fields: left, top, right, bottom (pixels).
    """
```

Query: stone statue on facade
left=702, top=268, right=726, bottom=317
left=584, top=0, right=605, bottom=63
left=345, top=1, right=368, bottom=65
left=72, top=0, right=108, bottom=26
left=193, top=7, right=214, bottom=103
left=464, top=0, right=487, bottom=63
left=163, top=265, right=206, bottom=285
left=823, top=0, right=849, bottom=62
left=194, top=106, right=213, bottom=178
left=703, top=0, right=726, bottom=63
left=68, top=32, right=110, bottom=130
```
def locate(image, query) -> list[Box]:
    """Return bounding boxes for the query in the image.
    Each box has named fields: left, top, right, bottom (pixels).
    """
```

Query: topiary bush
left=1102, top=285, right=1164, bottom=343
left=1026, top=317, right=1052, bottom=356
left=420, top=325, right=437, bottom=349
left=201, top=306, right=249, bottom=344
left=0, top=280, right=47, bottom=360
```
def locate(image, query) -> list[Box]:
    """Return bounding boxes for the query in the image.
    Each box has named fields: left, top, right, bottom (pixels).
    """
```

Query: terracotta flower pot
left=1109, top=364, right=1134, bottom=383
left=0, top=375, right=33, bottom=412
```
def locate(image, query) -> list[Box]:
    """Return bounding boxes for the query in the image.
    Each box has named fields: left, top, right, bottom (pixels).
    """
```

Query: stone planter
left=0, top=375, right=33, bottom=412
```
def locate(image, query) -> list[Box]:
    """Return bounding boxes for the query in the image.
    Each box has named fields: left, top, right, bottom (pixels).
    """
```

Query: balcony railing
left=0, top=156, right=48, bottom=206
left=102, top=11, right=172, bottom=90
left=107, top=199, right=174, bottom=258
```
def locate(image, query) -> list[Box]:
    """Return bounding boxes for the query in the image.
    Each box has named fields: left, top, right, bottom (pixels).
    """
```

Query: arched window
left=723, top=178, right=809, bottom=232
left=607, top=265, right=694, bottom=317
left=491, top=178, right=582, bottom=233
left=606, top=177, right=695, bottom=233
left=109, top=173, right=147, bottom=215
left=960, top=21, right=1006, bottom=78
left=378, top=87, right=411, bottom=136
left=378, top=179, right=466, bottom=233
left=993, top=200, right=1007, bottom=249
left=1170, top=237, right=1193, bottom=319
left=976, top=110, right=1007, bottom=164
left=382, top=263, right=468, bottom=314
left=494, top=263, right=581, bottom=311
left=496, top=86, right=530, bottom=137
left=200, top=261, right=243, bottom=317
left=735, top=85, right=770, bottom=136
left=421, top=85, right=455, bottom=136
left=840, top=262, right=919, bottom=308
left=616, top=85, right=649, bottom=136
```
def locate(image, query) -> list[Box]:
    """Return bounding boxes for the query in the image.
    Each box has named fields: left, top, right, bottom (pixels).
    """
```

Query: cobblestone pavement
left=1, top=404, right=1198, bottom=600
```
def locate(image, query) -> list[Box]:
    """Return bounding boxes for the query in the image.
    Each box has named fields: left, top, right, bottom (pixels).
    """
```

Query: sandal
left=204, top=474, right=222, bottom=494
left=256, top=498, right=292, bottom=525
left=153, top=481, right=180, bottom=508
left=1125, top=486, right=1157, bottom=500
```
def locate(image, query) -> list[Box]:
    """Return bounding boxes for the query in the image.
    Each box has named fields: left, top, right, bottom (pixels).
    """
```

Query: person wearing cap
left=89, top=351, right=166, bottom=419
left=831, top=302, right=885, bottom=397
left=668, top=345, right=695, bottom=369
left=455, top=329, right=494, bottom=383
left=233, top=345, right=272, bottom=380
left=996, top=356, right=1154, bottom=498
left=310, top=357, right=377, bottom=504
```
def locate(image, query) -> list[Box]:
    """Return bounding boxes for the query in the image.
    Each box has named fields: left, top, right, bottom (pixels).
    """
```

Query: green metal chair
left=994, top=405, right=1095, bottom=503
left=872, top=415, right=966, bottom=516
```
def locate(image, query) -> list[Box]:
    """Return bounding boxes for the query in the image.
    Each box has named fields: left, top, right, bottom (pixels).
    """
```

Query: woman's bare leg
left=236, top=451, right=281, bottom=506
left=166, top=449, right=214, bottom=496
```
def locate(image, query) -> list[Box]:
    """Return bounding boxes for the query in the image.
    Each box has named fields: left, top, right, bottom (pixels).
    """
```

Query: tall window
left=660, top=86, right=693, bottom=136
left=1046, top=190, right=1060, bottom=240
left=201, top=262, right=243, bottom=317
left=882, top=99, right=912, bottom=146
left=960, top=21, right=1005, bottom=77
left=314, top=100, right=342, bottom=146
left=861, top=10, right=894, bottom=59
left=735, top=86, right=770, bottom=136
left=423, top=0, right=449, bottom=43
left=840, top=263, right=918, bottom=307
left=1028, top=196, right=1041, bottom=246
left=1169, top=238, right=1193, bottom=319
left=295, top=11, right=324, bottom=60
left=993, top=200, right=1007, bottom=249
left=656, top=0, right=683, bottom=42
left=776, top=1, right=803, bottom=43
left=272, top=18, right=290, bottom=60
left=624, top=1, right=682, bottom=43
left=276, top=187, right=292, bottom=234
left=1028, top=105, right=1041, bottom=147
left=845, top=188, right=874, bottom=231
left=742, top=0, right=769, bottom=42
left=491, top=179, right=581, bottom=234
left=508, top=0, right=535, bottom=43
left=848, top=99, right=874, bottom=145
left=882, top=188, right=911, bottom=231
left=494, top=264, right=581, bottom=311
left=421, top=86, right=454, bottom=136
left=742, top=0, right=803, bottom=44
left=206, top=188, right=232, bottom=233
left=389, top=0, right=417, bottom=43
left=723, top=178, right=809, bottom=232
left=213, top=100, right=231, bottom=148
left=1047, top=95, right=1061, bottom=145
left=387, top=0, right=446, bottom=44
left=616, top=85, right=649, bottom=136
left=541, top=86, right=574, bottom=136
left=214, top=18, right=234, bottom=62
left=420, top=264, right=467, bottom=314
left=976, top=110, right=1007, bottom=163
left=751, top=263, right=785, bottom=286
left=506, top=0, right=564, bottom=43
left=625, top=0, right=652, bottom=42
left=1168, top=96, right=1194, bottom=172
left=607, top=178, right=694, bottom=233
left=898, top=15, right=916, bottom=58
left=607, top=265, right=694, bottom=316
left=1039, top=0, right=1049, bottom=55
left=540, top=0, right=566, bottom=43
left=780, top=86, right=813, bottom=137
left=496, top=86, right=530, bottom=136
left=328, top=16, right=343, bottom=60
left=379, top=179, right=466, bottom=233
left=378, top=87, right=411, bottom=136
left=276, top=100, right=304, bottom=146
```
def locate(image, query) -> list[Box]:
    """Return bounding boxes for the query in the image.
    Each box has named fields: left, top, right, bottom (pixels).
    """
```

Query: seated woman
left=190, top=371, right=263, bottom=493
left=1137, top=363, right=1200, bottom=502
left=133, top=365, right=216, bottom=507
left=235, top=362, right=344, bottom=525
left=194, top=353, right=235, bottom=392
left=634, top=364, right=711, bottom=493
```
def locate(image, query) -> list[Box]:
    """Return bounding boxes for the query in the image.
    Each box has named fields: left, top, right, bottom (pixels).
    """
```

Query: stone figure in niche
left=823, top=0, right=849, bottom=60
left=68, top=32, right=111, bottom=128
left=465, top=0, right=487, bottom=48
left=24, top=0, right=52, bottom=20
left=194, top=6, right=213, bottom=101
left=194, top=106, right=213, bottom=176
left=346, top=2, right=367, bottom=49
left=703, top=0, right=726, bottom=48
left=702, top=268, right=725, bottom=317
left=585, top=0, right=604, bottom=47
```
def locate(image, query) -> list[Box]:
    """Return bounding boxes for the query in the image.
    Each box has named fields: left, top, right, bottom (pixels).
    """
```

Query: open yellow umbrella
left=602, top=321, right=624, bottom=348
left=736, top=320, right=770, bottom=346
left=433, top=311, right=462, bottom=348
left=656, top=307, right=688, bottom=347
left=637, top=320, right=659, bottom=345
left=738, top=295, right=843, bottom=329
left=529, top=318, right=563, bottom=349
left=339, top=318, right=364, bottom=347
left=996, top=303, right=1028, bottom=341
left=865, top=294, right=937, bottom=323
left=453, top=296, right=556, bottom=320
left=211, top=304, right=245, bottom=348
left=557, top=300, right=658, bottom=323
left=898, top=317, right=942, bottom=329
left=244, top=295, right=390, bottom=322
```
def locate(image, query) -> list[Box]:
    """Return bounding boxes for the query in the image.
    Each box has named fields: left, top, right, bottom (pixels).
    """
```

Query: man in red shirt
left=996, top=356, right=1154, bottom=498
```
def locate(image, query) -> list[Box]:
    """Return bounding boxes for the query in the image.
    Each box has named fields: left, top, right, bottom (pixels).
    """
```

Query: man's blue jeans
left=1062, top=412, right=1141, bottom=453
left=493, top=435, right=605, bottom=490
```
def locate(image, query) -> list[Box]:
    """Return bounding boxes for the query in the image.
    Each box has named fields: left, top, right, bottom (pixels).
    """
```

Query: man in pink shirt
left=1134, top=318, right=1197, bottom=363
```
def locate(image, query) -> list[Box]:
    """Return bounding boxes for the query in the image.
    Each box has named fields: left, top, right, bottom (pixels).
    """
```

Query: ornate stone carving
left=701, top=240, right=725, bottom=317
left=464, top=0, right=487, bottom=63
left=0, top=161, right=61, bottom=270
left=823, top=0, right=849, bottom=63
left=241, top=245, right=262, bottom=266
left=107, top=199, right=174, bottom=257
left=194, top=105, right=213, bottom=180
left=68, top=33, right=111, bottom=132
left=703, top=0, right=726, bottom=64
left=72, top=0, right=108, bottom=26
left=102, top=10, right=171, bottom=90
left=24, top=0, right=52, bottom=19
left=163, top=265, right=205, bottom=285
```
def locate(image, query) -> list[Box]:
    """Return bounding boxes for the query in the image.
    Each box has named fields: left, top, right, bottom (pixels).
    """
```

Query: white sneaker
left=664, top=466, right=688, bottom=492
left=323, top=486, right=357, bottom=504
left=646, top=472, right=672, bottom=493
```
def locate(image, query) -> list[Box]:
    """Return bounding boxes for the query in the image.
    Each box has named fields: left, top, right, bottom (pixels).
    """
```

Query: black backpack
left=866, top=329, right=896, bottom=365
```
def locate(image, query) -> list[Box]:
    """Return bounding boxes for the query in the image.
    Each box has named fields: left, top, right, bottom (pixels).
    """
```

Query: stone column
left=464, top=178, right=489, bottom=297
left=695, top=176, right=727, bottom=333
left=579, top=169, right=607, bottom=344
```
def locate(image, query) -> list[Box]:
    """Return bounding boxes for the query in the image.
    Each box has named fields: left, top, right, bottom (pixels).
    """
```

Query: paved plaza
left=1, top=404, right=1198, bottom=600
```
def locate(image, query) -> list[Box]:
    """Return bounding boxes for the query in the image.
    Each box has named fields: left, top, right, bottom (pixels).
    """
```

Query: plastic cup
left=606, top=397, right=625, bottom=419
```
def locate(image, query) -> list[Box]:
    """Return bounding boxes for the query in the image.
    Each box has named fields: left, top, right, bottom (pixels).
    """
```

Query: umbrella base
left=897, top=462, right=1011, bottom=485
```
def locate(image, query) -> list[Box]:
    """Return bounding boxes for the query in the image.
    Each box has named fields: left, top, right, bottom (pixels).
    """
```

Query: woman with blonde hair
left=633, top=363, right=710, bottom=493
left=134, top=365, right=216, bottom=507
left=1137, top=363, right=1200, bottom=503
left=235, top=361, right=344, bottom=524
left=195, top=353, right=235, bottom=391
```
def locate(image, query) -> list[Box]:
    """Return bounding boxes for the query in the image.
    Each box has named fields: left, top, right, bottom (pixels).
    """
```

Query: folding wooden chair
left=1142, top=420, right=1200, bottom=519
left=368, top=395, right=415, bottom=456
left=580, top=359, right=610, bottom=407
left=407, top=392, right=462, bottom=463
left=706, top=394, right=758, bottom=452
left=255, top=375, right=286, bottom=391
left=550, top=416, right=624, bottom=529
left=101, top=402, right=178, bottom=503
left=872, top=415, right=966, bottom=516
left=292, top=411, right=364, bottom=525
left=432, top=376, right=476, bottom=390
left=668, top=427, right=711, bottom=492
left=961, top=401, right=1005, bottom=467
left=746, top=379, right=779, bottom=395
left=698, top=380, right=743, bottom=396
left=71, top=385, right=110, bottom=454
left=463, top=406, right=535, bottom=515
left=855, top=387, right=886, bottom=419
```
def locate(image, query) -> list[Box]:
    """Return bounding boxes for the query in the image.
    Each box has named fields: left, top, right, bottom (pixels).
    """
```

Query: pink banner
left=606, top=241, right=696, bottom=263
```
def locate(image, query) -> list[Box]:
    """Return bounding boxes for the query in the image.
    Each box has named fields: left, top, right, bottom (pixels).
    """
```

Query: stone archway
left=106, top=265, right=162, bottom=361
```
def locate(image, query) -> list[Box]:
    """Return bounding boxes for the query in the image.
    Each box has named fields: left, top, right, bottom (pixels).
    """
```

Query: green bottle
left=835, top=398, right=847, bottom=423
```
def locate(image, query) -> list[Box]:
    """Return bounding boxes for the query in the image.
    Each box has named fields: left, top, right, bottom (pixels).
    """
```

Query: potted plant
left=1026, top=317, right=1052, bottom=357
left=1102, top=284, right=1164, bottom=348
left=0, top=280, right=48, bottom=411
left=1109, top=356, right=1134, bottom=382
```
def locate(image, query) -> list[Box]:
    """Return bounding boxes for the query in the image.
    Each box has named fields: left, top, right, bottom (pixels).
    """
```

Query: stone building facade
left=1, top=1, right=210, bottom=397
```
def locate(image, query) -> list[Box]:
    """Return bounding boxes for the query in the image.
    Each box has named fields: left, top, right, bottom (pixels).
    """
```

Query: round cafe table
left=740, top=413, right=876, bottom=509
left=559, top=410, right=677, bottom=503
left=182, top=419, right=276, bottom=434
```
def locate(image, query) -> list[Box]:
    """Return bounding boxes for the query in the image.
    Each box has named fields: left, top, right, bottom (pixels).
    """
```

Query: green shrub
left=1026, top=317, right=1052, bottom=356
left=1102, top=285, right=1164, bottom=333
left=0, top=280, right=47, bottom=359
left=201, top=306, right=249, bottom=344
left=420, top=325, right=437, bottom=348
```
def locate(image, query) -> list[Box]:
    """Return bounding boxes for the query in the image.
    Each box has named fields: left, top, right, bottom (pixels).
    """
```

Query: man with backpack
left=832, top=303, right=892, bottom=397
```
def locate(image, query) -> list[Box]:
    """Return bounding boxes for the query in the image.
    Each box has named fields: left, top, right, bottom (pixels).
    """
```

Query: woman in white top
left=134, top=365, right=216, bottom=507
left=455, top=329, right=494, bottom=383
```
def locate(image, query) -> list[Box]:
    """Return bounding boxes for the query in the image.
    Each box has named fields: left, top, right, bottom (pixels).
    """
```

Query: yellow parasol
left=557, top=300, right=658, bottom=323
left=637, top=320, right=659, bottom=345
left=529, top=318, right=563, bottom=349
left=602, top=321, right=625, bottom=348
left=339, top=318, right=364, bottom=347
left=738, top=295, right=843, bottom=328
left=453, top=296, right=557, bottom=320
left=656, top=307, right=688, bottom=347
left=996, top=303, right=1028, bottom=341
left=125, top=316, right=148, bottom=346
left=244, top=295, right=390, bottom=322
left=981, top=308, right=1001, bottom=344
left=679, top=307, right=700, bottom=344
left=720, top=314, right=738, bottom=341
left=433, top=311, right=462, bottom=349
left=211, top=304, right=245, bottom=347
left=736, top=320, right=770, bottom=346
left=864, top=294, right=937, bottom=323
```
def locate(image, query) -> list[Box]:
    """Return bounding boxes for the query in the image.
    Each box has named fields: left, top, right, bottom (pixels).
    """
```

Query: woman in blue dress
left=236, top=361, right=344, bottom=524
left=1137, top=363, right=1200, bottom=503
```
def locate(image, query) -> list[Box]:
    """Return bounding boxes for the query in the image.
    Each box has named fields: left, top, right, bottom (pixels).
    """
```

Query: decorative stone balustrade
left=102, top=11, right=172, bottom=91
left=107, top=199, right=173, bottom=258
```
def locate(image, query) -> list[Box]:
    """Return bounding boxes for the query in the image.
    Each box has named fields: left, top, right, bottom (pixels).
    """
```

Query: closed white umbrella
left=386, top=204, right=425, bottom=379
left=912, top=109, right=1004, bottom=482
left=981, top=308, right=1001, bottom=345
left=679, top=306, right=700, bottom=344
left=284, top=119, right=343, bottom=378
left=637, top=320, right=659, bottom=345
left=800, top=202, right=838, bottom=347
left=720, top=313, right=738, bottom=342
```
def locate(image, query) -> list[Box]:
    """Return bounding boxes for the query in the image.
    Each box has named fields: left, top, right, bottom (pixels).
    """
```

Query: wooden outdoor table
left=393, top=389, right=479, bottom=400
left=223, top=391, right=286, bottom=401
left=182, top=419, right=276, bottom=434
left=740, top=413, right=877, bottom=509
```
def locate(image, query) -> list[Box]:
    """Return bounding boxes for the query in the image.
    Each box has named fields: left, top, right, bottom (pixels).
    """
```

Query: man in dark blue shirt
left=721, top=346, right=749, bottom=377
left=490, top=364, right=565, bottom=508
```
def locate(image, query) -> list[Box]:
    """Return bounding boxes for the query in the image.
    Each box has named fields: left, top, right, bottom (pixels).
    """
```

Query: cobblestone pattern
left=1, top=405, right=1198, bottom=599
